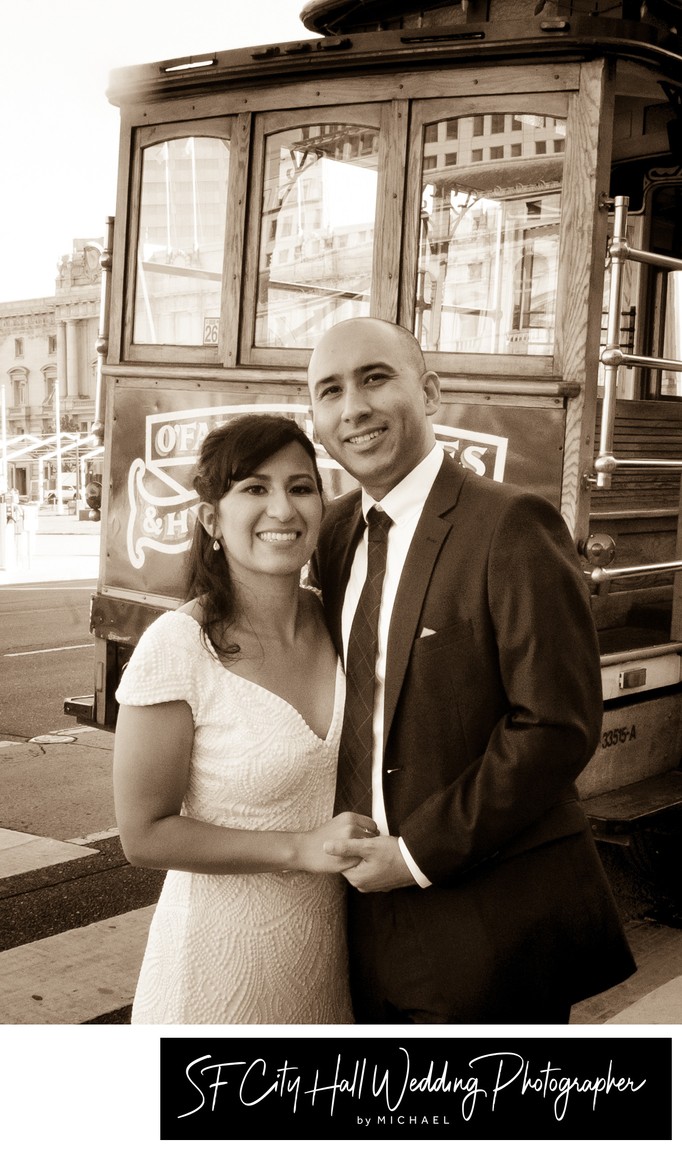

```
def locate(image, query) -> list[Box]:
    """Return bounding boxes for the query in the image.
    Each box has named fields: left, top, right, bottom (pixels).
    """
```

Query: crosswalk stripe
left=0, top=829, right=98, bottom=879
left=0, top=906, right=154, bottom=1024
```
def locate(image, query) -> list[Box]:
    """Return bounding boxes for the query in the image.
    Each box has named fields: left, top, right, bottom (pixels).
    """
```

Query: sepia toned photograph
left=1, top=0, right=681, bottom=1144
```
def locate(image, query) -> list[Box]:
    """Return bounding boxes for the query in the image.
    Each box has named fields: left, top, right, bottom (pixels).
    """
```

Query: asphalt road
left=0, top=576, right=164, bottom=1026
left=0, top=579, right=96, bottom=738
left=1, top=571, right=682, bottom=1034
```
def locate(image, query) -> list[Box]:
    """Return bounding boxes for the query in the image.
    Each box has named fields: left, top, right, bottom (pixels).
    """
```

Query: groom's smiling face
left=308, top=319, right=440, bottom=501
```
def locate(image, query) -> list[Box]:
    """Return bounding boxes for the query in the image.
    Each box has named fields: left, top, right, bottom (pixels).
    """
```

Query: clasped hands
left=319, top=810, right=415, bottom=892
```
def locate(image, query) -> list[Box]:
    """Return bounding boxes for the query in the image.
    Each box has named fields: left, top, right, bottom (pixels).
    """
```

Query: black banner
left=159, top=1036, right=671, bottom=1140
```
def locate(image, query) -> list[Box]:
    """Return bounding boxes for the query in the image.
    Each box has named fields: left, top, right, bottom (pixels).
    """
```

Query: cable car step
left=63, top=695, right=96, bottom=723
left=583, top=771, right=682, bottom=835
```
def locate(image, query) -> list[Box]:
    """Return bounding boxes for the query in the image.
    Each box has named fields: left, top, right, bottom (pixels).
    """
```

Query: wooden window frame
left=239, top=101, right=404, bottom=369
left=400, top=89, right=572, bottom=380
left=110, top=59, right=610, bottom=390
left=122, top=117, right=239, bottom=367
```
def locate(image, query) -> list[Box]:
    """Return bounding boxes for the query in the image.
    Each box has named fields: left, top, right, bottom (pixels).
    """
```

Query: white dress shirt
left=341, top=441, right=444, bottom=886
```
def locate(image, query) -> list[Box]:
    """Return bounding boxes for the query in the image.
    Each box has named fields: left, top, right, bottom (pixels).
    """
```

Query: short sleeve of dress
left=115, top=611, right=202, bottom=717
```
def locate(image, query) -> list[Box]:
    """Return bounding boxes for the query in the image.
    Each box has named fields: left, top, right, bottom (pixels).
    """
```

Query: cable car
left=66, top=0, right=682, bottom=905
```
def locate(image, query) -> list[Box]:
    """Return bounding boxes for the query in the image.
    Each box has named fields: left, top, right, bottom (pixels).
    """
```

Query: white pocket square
left=420, top=627, right=436, bottom=638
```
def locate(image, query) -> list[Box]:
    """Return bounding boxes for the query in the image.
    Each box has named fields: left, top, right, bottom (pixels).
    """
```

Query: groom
left=308, top=316, right=635, bottom=1024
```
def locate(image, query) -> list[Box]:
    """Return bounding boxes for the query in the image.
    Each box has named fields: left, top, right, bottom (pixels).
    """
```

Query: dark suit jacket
left=312, top=453, right=635, bottom=1018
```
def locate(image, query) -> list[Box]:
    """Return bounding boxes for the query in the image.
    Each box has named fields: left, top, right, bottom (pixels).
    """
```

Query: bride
left=113, top=413, right=375, bottom=1024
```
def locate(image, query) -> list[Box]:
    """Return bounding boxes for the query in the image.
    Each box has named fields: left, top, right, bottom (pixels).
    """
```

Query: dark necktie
left=335, top=505, right=393, bottom=816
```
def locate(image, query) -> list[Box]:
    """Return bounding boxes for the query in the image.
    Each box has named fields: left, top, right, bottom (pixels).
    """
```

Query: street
left=0, top=573, right=164, bottom=1023
left=0, top=580, right=95, bottom=738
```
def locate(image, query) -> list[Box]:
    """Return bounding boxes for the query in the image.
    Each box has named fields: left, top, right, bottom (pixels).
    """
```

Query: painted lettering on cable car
left=601, top=725, right=637, bottom=749
left=123, top=403, right=509, bottom=571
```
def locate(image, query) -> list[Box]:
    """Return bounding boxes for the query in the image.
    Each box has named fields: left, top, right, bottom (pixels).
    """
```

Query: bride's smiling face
left=207, top=441, right=323, bottom=580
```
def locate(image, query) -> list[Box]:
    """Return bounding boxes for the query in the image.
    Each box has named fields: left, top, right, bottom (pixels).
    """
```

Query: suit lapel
left=383, top=455, right=466, bottom=748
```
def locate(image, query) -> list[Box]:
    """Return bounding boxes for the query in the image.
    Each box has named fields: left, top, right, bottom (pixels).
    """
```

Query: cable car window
left=649, top=184, right=682, bottom=398
left=660, top=271, right=682, bottom=396
left=132, top=135, right=230, bottom=347
left=415, top=112, right=566, bottom=356
left=255, top=122, right=379, bottom=348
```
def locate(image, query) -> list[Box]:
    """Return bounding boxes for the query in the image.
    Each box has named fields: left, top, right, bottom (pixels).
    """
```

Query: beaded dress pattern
left=116, top=608, right=352, bottom=1024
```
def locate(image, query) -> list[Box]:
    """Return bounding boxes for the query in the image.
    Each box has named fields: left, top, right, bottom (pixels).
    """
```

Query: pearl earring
left=212, top=539, right=221, bottom=552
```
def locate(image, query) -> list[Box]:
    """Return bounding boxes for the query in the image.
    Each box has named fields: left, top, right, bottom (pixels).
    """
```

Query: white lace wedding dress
left=115, top=609, right=353, bottom=1024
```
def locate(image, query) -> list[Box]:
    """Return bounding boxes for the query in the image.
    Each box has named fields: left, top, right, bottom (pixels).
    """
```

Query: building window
left=424, top=123, right=439, bottom=144
left=490, top=146, right=504, bottom=160
left=490, top=114, right=506, bottom=134
left=43, top=373, right=57, bottom=402
left=9, top=367, right=28, bottom=409
left=14, top=338, right=24, bottom=358
left=48, top=334, right=57, bottom=354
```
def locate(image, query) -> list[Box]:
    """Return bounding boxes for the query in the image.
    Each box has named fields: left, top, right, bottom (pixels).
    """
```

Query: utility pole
left=0, top=382, right=7, bottom=568
left=55, top=379, right=63, bottom=514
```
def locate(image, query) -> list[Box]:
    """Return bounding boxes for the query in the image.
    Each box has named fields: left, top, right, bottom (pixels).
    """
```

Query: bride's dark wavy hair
left=185, top=413, right=323, bottom=662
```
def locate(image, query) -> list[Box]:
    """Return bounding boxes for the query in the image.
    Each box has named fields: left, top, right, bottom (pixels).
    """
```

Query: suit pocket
left=407, top=619, right=475, bottom=761
left=414, top=618, right=474, bottom=653
left=414, top=617, right=483, bottom=700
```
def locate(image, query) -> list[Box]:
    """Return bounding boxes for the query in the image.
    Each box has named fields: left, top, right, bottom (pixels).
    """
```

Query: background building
left=0, top=239, right=102, bottom=499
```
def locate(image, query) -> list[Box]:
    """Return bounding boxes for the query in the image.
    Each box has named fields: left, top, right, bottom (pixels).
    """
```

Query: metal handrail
left=587, top=557, right=682, bottom=585
left=593, top=195, right=682, bottom=490
left=594, top=455, right=682, bottom=479
left=601, top=641, right=682, bottom=666
left=601, top=348, right=682, bottom=374
left=609, top=239, right=682, bottom=275
left=89, top=216, right=114, bottom=447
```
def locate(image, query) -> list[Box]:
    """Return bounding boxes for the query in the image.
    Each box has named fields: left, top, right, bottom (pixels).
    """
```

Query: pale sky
left=0, top=0, right=308, bottom=302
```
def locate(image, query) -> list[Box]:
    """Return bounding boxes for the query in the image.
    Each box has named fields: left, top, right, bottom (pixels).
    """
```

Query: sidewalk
left=1, top=720, right=682, bottom=1024
left=0, top=507, right=100, bottom=585
left=0, top=725, right=161, bottom=1025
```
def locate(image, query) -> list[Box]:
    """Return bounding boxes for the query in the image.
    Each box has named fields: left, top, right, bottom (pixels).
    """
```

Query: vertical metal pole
left=55, top=380, right=63, bottom=514
left=0, top=382, right=7, bottom=569
left=89, top=217, right=114, bottom=446
left=0, top=381, right=7, bottom=494
left=596, top=195, right=629, bottom=489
